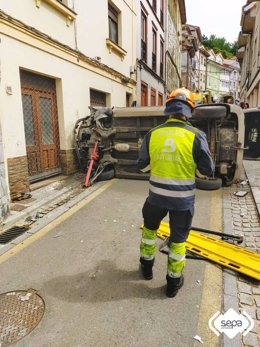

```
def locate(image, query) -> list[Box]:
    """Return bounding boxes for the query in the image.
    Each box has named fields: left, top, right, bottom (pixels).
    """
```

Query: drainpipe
left=72, top=0, right=79, bottom=51
left=205, top=57, right=208, bottom=92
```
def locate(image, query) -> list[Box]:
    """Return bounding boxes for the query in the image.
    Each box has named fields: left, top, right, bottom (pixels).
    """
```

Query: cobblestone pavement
left=223, top=181, right=260, bottom=347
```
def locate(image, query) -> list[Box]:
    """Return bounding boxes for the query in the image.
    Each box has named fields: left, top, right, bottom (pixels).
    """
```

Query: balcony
left=236, top=46, right=245, bottom=60
left=237, top=32, right=248, bottom=47
left=241, top=2, right=257, bottom=33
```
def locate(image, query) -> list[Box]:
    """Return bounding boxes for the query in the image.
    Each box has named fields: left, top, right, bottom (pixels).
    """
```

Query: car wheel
left=195, top=177, right=222, bottom=190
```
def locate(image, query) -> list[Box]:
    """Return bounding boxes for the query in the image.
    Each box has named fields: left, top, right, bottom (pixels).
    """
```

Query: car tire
left=97, top=167, right=115, bottom=181
left=195, top=177, right=222, bottom=190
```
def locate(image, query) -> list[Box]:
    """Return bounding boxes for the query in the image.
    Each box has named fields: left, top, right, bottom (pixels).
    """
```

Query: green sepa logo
left=209, top=308, right=254, bottom=339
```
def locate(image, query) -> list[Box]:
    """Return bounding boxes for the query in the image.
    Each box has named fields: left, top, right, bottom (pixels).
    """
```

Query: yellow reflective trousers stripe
left=140, top=226, right=157, bottom=259
left=167, top=242, right=186, bottom=278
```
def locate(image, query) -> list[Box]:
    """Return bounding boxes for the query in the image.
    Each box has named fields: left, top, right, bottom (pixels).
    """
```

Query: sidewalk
left=0, top=173, right=112, bottom=256
left=243, top=160, right=260, bottom=217
left=222, top=161, right=260, bottom=347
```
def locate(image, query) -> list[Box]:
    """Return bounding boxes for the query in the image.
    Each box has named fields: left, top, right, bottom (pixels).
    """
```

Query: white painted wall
left=74, top=0, right=136, bottom=77
left=0, top=0, right=137, bottom=159
left=0, top=34, right=135, bottom=158
left=0, top=0, right=76, bottom=47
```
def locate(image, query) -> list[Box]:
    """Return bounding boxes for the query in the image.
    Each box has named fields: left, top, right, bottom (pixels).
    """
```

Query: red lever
left=84, top=141, right=99, bottom=187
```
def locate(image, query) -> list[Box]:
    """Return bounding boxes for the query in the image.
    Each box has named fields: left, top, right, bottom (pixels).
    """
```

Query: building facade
left=237, top=0, right=260, bottom=107
left=198, top=45, right=209, bottom=92
left=0, top=0, right=137, bottom=217
left=136, top=0, right=166, bottom=106
left=136, top=0, right=185, bottom=106
left=166, top=0, right=186, bottom=94
left=223, top=59, right=240, bottom=102
left=207, top=50, right=222, bottom=102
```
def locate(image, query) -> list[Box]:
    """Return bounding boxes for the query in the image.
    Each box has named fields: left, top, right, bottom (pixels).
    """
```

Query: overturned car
left=74, top=104, right=245, bottom=189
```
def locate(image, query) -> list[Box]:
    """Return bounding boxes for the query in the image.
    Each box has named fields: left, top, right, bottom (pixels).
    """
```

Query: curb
left=2, top=185, right=74, bottom=232
left=0, top=181, right=108, bottom=257
left=243, top=160, right=260, bottom=218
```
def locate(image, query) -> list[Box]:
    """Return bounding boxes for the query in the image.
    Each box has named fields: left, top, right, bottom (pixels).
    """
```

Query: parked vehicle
left=74, top=104, right=245, bottom=189
left=243, top=108, right=260, bottom=160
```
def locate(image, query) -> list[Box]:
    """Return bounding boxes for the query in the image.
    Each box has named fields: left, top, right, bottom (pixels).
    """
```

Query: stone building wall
left=7, top=156, right=30, bottom=200
left=60, top=149, right=78, bottom=175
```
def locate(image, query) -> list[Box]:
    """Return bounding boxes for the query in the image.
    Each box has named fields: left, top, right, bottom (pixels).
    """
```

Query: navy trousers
left=142, top=199, right=193, bottom=243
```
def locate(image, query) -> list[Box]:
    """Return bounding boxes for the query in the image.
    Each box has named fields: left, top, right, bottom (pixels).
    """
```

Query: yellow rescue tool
left=157, top=221, right=260, bottom=281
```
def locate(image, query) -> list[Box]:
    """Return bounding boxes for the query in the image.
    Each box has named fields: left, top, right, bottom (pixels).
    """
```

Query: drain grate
left=0, top=289, right=45, bottom=346
left=0, top=226, right=29, bottom=244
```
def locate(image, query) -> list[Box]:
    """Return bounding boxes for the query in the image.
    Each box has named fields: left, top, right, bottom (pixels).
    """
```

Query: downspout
left=72, top=0, right=79, bottom=52
left=205, top=57, right=208, bottom=92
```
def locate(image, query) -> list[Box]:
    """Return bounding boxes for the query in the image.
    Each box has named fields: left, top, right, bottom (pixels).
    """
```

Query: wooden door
left=141, top=82, right=148, bottom=106
left=22, top=87, right=60, bottom=180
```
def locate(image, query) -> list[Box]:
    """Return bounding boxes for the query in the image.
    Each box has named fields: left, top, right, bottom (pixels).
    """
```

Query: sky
left=184, top=0, right=246, bottom=43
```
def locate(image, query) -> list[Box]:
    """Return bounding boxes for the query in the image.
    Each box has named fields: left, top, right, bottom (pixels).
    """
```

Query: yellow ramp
left=157, top=221, right=260, bottom=281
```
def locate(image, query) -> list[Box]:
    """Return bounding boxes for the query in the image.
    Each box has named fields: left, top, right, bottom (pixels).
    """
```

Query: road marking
left=0, top=179, right=118, bottom=264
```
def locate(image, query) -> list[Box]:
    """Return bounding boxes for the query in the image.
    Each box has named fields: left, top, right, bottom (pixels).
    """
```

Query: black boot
left=166, top=274, right=184, bottom=297
left=140, top=258, right=154, bottom=280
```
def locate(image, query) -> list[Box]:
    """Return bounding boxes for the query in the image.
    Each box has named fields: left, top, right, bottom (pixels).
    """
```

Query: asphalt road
left=0, top=179, right=223, bottom=347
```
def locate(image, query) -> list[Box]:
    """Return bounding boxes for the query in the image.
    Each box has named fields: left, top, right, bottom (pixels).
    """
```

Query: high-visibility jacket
left=137, top=119, right=214, bottom=211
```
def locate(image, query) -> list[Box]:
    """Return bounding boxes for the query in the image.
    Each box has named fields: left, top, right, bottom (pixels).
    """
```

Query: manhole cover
left=0, top=289, right=45, bottom=346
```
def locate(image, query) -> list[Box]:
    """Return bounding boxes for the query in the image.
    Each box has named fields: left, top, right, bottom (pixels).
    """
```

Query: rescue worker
left=137, top=88, right=214, bottom=297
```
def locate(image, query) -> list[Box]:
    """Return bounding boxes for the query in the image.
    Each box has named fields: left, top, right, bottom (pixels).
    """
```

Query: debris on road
left=53, top=232, right=64, bottom=238
left=193, top=335, right=203, bottom=344
left=234, top=191, right=248, bottom=197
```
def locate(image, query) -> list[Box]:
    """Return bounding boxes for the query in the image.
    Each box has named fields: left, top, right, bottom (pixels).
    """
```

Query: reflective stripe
left=167, top=271, right=182, bottom=278
left=141, top=238, right=156, bottom=245
left=150, top=185, right=195, bottom=197
left=140, top=165, right=150, bottom=173
left=150, top=176, right=194, bottom=185
left=169, top=252, right=186, bottom=261
left=140, top=255, right=154, bottom=260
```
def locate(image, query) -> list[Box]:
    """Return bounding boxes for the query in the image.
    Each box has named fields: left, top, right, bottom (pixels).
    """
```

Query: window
left=160, top=0, right=164, bottom=25
left=141, top=82, right=148, bottom=106
left=158, top=92, right=163, bottom=106
left=160, top=38, right=164, bottom=78
left=108, top=4, right=118, bottom=44
left=152, top=27, right=157, bottom=72
left=151, top=88, right=156, bottom=106
left=152, top=0, right=157, bottom=12
left=90, top=89, right=107, bottom=107
left=141, top=11, right=147, bottom=62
